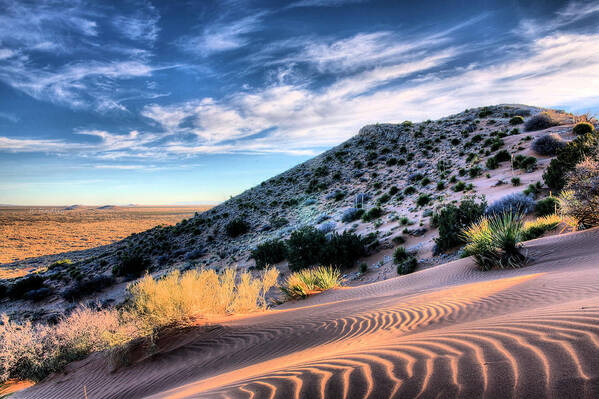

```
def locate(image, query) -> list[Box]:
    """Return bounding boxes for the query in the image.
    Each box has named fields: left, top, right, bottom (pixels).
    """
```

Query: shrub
left=495, top=149, right=511, bottom=162
left=432, top=195, right=487, bottom=252
left=453, top=181, right=466, bottom=192
left=509, top=116, right=524, bottom=125
left=524, top=112, right=558, bottom=131
left=535, top=197, right=559, bottom=217
left=462, top=212, right=526, bottom=270
left=393, top=247, right=417, bottom=275
left=558, top=157, right=599, bottom=228
left=513, top=155, right=537, bottom=172
left=521, top=214, right=561, bottom=241
left=287, top=226, right=327, bottom=271
left=469, top=166, right=482, bottom=178
left=404, top=186, right=417, bottom=195
left=251, top=239, right=288, bottom=269
left=362, top=206, right=383, bottom=221
left=436, top=181, right=445, bottom=190
left=8, top=274, right=46, bottom=300
left=573, top=122, right=594, bottom=136
left=543, top=132, right=598, bottom=190
left=486, top=193, right=534, bottom=216
left=280, top=266, right=342, bottom=299
left=49, top=259, right=73, bottom=269
left=62, top=275, right=114, bottom=302
left=225, top=218, right=250, bottom=237
left=486, top=157, right=499, bottom=169
left=511, top=177, right=521, bottom=186
left=532, top=134, right=566, bottom=156
left=324, top=231, right=366, bottom=269
left=112, top=249, right=151, bottom=277
left=342, top=208, right=364, bottom=223
left=416, top=194, right=431, bottom=206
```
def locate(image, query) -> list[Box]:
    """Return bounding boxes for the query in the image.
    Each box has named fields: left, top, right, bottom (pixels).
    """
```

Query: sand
left=15, top=228, right=599, bottom=398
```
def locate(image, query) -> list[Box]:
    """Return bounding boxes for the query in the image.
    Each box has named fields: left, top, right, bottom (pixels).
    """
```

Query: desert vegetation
left=0, top=267, right=279, bottom=384
left=280, top=266, right=342, bottom=299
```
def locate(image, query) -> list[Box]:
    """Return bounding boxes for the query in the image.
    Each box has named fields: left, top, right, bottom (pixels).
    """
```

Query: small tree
left=559, top=157, right=599, bottom=228
left=286, top=226, right=327, bottom=271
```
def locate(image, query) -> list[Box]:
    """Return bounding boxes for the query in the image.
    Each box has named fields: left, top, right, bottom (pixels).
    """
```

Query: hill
left=0, top=104, right=582, bottom=322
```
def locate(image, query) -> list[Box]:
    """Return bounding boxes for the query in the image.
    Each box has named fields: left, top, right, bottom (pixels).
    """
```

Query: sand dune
left=17, top=228, right=599, bottom=398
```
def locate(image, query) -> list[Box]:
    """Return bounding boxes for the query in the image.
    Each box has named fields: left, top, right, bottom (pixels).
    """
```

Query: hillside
left=0, top=104, right=580, bottom=322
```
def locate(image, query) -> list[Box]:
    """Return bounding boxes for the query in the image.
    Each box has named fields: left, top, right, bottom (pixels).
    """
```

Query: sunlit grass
left=280, top=266, right=342, bottom=299
left=522, top=214, right=561, bottom=241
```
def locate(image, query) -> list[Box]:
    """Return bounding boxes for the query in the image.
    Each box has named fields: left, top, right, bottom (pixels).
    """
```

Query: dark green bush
left=511, top=177, right=521, bottom=186
left=416, top=194, right=431, bottom=206
left=8, top=274, right=46, bottom=300
left=532, top=134, right=565, bottom=156
left=61, top=275, right=114, bottom=302
left=432, top=196, right=487, bottom=252
left=572, top=122, right=594, bottom=136
left=404, top=186, right=416, bottom=195
left=112, top=249, right=151, bottom=277
left=524, top=112, right=558, bottom=131
left=513, top=155, right=537, bottom=172
left=535, top=197, right=559, bottom=217
left=225, top=218, right=250, bottom=237
left=436, top=181, right=445, bottom=190
left=543, top=132, right=598, bottom=190
left=251, top=239, right=288, bottom=269
left=495, top=149, right=511, bottom=162
left=287, top=226, right=327, bottom=271
left=397, top=257, right=418, bottom=275
left=324, top=231, right=366, bottom=269
left=453, top=181, right=466, bottom=192
left=486, top=157, right=499, bottom=169
left=362, top=207, right=383, bottom=221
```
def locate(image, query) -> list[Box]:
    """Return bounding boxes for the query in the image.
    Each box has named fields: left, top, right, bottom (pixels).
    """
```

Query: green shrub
left=49, top=259, right=73, bottom=269
left=521, top=214, right=561, bottom=241
left=421, top=177, right=431, bottom=186
left=509, top=116, right=524, bottom=125
left=286, top=226, right=327, bottom=271
left=416, top=194, right=431, bottom=206
left=573, top=122, right=594, bottom=136
left=513, top=155, right=537, bottom=172
left=543, top=132, right=598, bottom=190
left=393, top=247, right=417, bottom=275
left=535, top=197, right=559, bottom=217
left=532, top=134, right=566, bottom=156
left=112, top=249, right=151, bottom=277
left=324, top=231, right=366, bottom=269
left=486, top=157, right=499, bottom=169
left=453, top=181, right=466, bottom=192
left=362, top=207, right=383, bottom=221
left=495, top=149, right=511, bottom=162
left=432, top=195, right=487, bottom=252
left=404, top=186, right=417, bottom=195
left=251, top=239, right=288, bottom=269
left=225, top=218, right=250, bottom=237
left=436, top=181, right=445, bottom=190
left=511, top=177, right=521, bottom=186
left=469, top=166, right=482, bottom=178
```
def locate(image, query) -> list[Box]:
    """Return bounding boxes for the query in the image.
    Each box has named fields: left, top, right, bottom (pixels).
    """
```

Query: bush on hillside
left=543, top=132, right=598, bottom=190
left=8, top=275, right=46, bottom=300
left=323, top=231, right=366, bottom=269
left=509, top=116, right=524, bottom=125
left=521, top=214, right=561, bottom=241
left=432, top=195, right=487, bottom=252
left=251, top=239, right=288, bottom=269
left=532, top=134, right=566, bottom=156
left=573, top=122, right=594, bottom=136
left=559, top=157, right=599, bottom=228
left=225, top=218, right=250, bottom=237
left=342, top=207, right=364, bottom=223
left=393, top=247, right=418, bottom=275
left=512, top=155, right=537, bottom=172
left=486, top=193, right=535, bottom=216
left=524, top=112, right=558, bottom=131
left=112, top=249, right=151, bottom=277
left=535, top=197, right=559, bottom=217
left=362, top=206, right=383, bottom=221
left=62, top=275, right=115, bottom=302
left=286, top=226, right=327, bottom=271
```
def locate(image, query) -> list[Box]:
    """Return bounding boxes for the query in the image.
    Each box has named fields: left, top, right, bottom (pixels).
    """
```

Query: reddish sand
left=16, top=228, right=599, bottom=398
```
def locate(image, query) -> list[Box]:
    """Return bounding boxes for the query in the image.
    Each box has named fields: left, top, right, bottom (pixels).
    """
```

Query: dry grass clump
left=521, top=214, right=562, bottom=241
left=280, top=266, right=342, bottom=299
left=0, top=267, right=279, bottom=384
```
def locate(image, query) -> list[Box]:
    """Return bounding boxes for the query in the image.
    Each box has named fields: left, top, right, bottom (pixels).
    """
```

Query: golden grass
left=0, top=205, right=211, bottom=264
left=0, top=267, right=279, bottom=383
left=280, top=266, right=342, bottom=299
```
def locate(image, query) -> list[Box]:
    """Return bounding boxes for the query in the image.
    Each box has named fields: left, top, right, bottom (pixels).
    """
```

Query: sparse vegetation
left=393, top=247, right=418, bottom=275
left=509, top=116, right=524, bottom=125
left=486, top=192, right=535, bottom=216
left=112, top=248, right=151, bottom=277
left=532, top=134, right=565, bottom=156
left=572, top=122, right=594, bottom=136
left=225, top=218, right=250, bottom=237
left=521, top=214, right=561, bottom=241
left=558, top=157, right=599, bottom=229
left=524, top=112, right=558, bottom=131
left=543, top=131, right=598, bottom=190
left=432, top=195, right=487, bottom=252
left=535, top=197, right=559, bottom=217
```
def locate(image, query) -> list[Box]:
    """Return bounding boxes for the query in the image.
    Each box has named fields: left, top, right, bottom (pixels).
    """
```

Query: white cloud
left=179, top=13, right=267, bottom=56
left=287, top=0, right=367, bottom=8
left=112, top=2, right=160, bottom=43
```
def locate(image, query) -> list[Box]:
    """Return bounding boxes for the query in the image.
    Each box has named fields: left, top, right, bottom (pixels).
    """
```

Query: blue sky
left=1, top=0, right=599, bottom=205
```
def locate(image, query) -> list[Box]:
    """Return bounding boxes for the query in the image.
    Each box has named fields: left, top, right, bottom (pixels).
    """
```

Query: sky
left=1, top=0, right=599, bottom=205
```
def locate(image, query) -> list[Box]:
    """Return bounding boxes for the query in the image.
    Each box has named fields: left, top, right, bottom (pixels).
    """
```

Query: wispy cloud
left=112, top=1, right=160, bottom=43
left=178, top=12, right=267, bottom=56
left=287, top=0, right=367, bottom=8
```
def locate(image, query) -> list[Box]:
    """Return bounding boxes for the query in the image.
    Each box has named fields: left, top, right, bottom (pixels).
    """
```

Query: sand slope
left=17, top=228, right=599, bottom=398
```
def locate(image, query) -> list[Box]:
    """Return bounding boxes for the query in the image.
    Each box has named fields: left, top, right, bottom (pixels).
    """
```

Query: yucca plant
left=280, top=266, right=342, bottom=299
left=462, top=212, right=527, bottom=270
